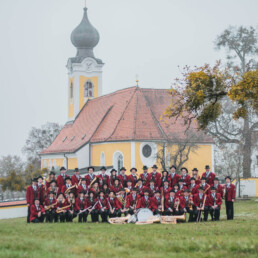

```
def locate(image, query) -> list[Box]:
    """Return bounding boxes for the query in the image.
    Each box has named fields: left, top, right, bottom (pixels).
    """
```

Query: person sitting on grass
left=30, top=198, right=45, bottom=223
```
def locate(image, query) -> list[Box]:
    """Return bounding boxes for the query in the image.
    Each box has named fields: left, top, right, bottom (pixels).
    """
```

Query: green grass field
left=0, top=199, right=258, bottom=258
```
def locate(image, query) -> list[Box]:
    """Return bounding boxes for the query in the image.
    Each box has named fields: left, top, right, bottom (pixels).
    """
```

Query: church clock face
left=85, top=60, right=94, bottom=72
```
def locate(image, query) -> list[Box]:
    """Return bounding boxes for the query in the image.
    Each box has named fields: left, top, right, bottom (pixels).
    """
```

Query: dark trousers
left=45, top=210, right=57, bottom=223
left=127, top=208, right=136, bottom=215
left=194, top=207, right=210, bottom=221
left=78, top=210, right=89, bottom=222
left=27, top=206, right=31, bottom=223
left=57, top=211, right=67, bottom=222
left=31, top=214, right=45, bottom=223
left=90, top=209, right=99, bottom=222
left=66, top=210, right=77, bottom=222
left=153, top=209, right=163, bottom=215
left=210, top=207, right=220, bottom=221
left=225, top=201, right=234, bottom=220
left=99, top=209, right=108, bottom=222
left=185, top=207, right=195, bottom=222
left=108, top=209, right=119, bottom=218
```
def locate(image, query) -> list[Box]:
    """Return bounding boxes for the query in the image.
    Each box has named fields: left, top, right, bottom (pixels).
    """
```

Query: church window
left=142, top=144, right=152, bottom=158
left=100, top=152, right=105, bottom=166
left=113, top=151, right=124, bottom=174
left=84, top=80, right=94, bottom=97
left=70, top=82, right=73, bottom=99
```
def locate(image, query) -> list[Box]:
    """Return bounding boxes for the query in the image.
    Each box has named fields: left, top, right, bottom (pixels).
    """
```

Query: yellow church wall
left=41, top=158, right=77, bottom=170
left=79, top=76, right=99, bottom=110
left=68, top=77, right=75, bottom=119
left=135, top=142, right=144, bottom=175
left=91, top=142, right=131, bottom=175
left=67, top=158, right=78, bottom=170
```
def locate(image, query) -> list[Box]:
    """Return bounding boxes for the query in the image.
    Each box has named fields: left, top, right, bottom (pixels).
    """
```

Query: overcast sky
left=0, top=0, right=257, bottom=159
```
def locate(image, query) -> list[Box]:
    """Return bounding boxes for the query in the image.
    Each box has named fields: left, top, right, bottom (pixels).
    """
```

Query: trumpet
left=89, top=177, right=97, bottom=188
left=45, top=202, right=57, bottom=211
left=65, top=185, right=76, bottom=195
left=56, top=204, right=71, bottom=213
left=174, top=198, right=180, bottom=211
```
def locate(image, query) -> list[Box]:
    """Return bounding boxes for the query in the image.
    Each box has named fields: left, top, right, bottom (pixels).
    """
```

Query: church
left=40, top=7, right=214, bottom=175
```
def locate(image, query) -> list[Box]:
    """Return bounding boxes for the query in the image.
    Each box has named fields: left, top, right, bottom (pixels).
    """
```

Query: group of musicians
left=26, top=164, right=236, bottom=223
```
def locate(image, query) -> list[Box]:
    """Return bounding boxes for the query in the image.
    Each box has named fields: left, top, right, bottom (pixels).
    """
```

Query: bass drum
left=137, top=208, right=153, bottom=222
left=127, top=214, right=137, bottom=224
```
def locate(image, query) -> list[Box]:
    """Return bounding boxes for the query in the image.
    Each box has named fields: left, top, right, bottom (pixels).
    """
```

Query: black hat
left=132, top=188, right=137, bottom=191
left=144, top=189, right=149, bottom=193
left=50, top=171, right=55, bottom=175
left=201, top=177, right=207, bottom=181
left=143, top=165, right=148, bottom=170
left=100, top=166, right=106, bottom=171
left=211, top=187, right=216, bottom=191
left=32, top=178, right=38, bottom=182
left=60, top=167, right=66, bottom=171
left=65, top=177, right=71, bottom=181
left=111, top=168, right=117, bottom=173
left=120, top=167, right=126, bottom=171
left=149, top=179, right=155, bottom=183
left=192, top=168, right=198, bottom=171
left=127, top=180, right=132, bottom=183
left=174, top=183, right=179, bottom=187
left=99, top=190, right=105, bottom=194
left=170, top=189, right=175, bottom=193
left=37, top=176, right=43, bottom=180
left=81, top=178, right=86, bottom=181
left=103, top=182, right=108, bottom=186
left=181, top=167, right=188, bottom=173
left=57, top=192, right=65, bottom=197
left=88, top=190, right=95, bottom=195
left=162, top=170, right=168, bottom=174
left=130, top=167, right=137, bottom=172
left=178, top=179, right=184, bottom=183
left=199, top=187, right=204, bottom=191
left=88, top=166, right=95, bottom=171
left=164, top=179, right=169, bottom=183
left=114, top=178, right=120, bottom=182
left=34, top=198, right=40, bottom=201
left=155, top=190, right=161, bottom=194
left=109, top=190, right=116, bottom=194
left=68, top=191, right=74, bottom=196
left=50, top=179, right=57, bottom=184
left=152, top=165, right=158, bottom=169
left=48, top=191, right=54, bottom=195
left=79, top=191, right=85, bottom=195
left=205, top=165, right=210, bottom=169
left=190, top=177, right=196, bottom=181
left=214, top=177, right=219, bottom=181
left=184, top=189, right=189, bottom=193
left=170, top=165, right=176, bottom=169
left=137, top=178, right=143, bottom=182
left=225, top=176, right=231, bottom=180
left=74, top=168, right=79, bottom=172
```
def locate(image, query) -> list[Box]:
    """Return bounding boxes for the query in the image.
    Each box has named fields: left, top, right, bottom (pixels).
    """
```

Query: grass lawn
left=0, top=199, right=258, bottom=258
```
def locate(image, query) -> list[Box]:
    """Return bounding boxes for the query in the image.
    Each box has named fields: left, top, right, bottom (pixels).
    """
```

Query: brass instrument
left=109, top=214, right=131, bottom=224
left=203, top=184, right=210, bottom=194
left=45, top=202, right=57, bottom=211
left=89, top=176, right=97, bottom=188
left=189, top=195, right=193, bottom=211
left=56, top=204, right=71, bottom=213
left=124, top=188, right=131, bottom=193
left=174, top=198, right=180, bottom=211
left=161, top=189, right=164, bottom=212
left=201, top=194, right=207, bottom=210
left=65, top=185, right=76, bottom=195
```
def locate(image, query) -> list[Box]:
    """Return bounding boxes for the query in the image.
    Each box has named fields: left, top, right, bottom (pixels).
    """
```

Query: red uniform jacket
left=107, top=197, right=121, bottom=210
left=56, top=199, right=69, bottom=210
left=30, top=204, right=45, bottom=222
left=96, top=197, right=108, bottom=210
left=188, top=184, right=199, bottom=195
left=77, top=184, right=88, bottom=195
left=110, top=185, right=122, bottom=194
left=98, top=174, right=110, bottom=186
left=71, top=175, right=81, bottom=186
left=26, top=185, right=40, bottom=205
left=178, top=185, right=188, bottom=196
left=160, top=186, right=172, bottom=198
left=86, top=198, right=98, bottom=209
left=201, top=171, right=216, bottom=186
left=126, top=193, right=139, bottom=209
left=160, top=176, right=171, bottom=187
left=149, top=172, right=161, bottom=188
left=180, top=196, right=193, bottom=209
left=61, top=184, right=76, bottom=195
left=117, top=174, right=128, bottom=187
left=136, top=185, right=145, bottom=196
left=180, top=174, right=191, bottom=186
left=168, top=173, right=180, bottom=187
left=151, top=197, right=163, bottom=212
left=85, top=174, right=97, bottom=187
left=75, top=197, right=87, bottom=211
left=56, top=174, right=69, bottom=189
left=209, top=193, right=222, bottom=209
left=146, top=186, right=159, bottom=197
left=109, top=176, right=117, bottom=187
left=43, top=198, right=57, bottom=210
left=140, top=173, right=151, bottom=186
left=192, top=175, right=201, bottom=185
left=165, top=196, right=176, bottom=210
left=37, top=184, right=46, bottom=204
left=224, top=184, right=236, bottom=201
left=136, top=196, right=153, bottom=209
left=200, top=183, right=211, bottom=195
left=213, top=184, right=223, bottom=197
left=127, top=174, right=138, bottom=187
left=193, top=193, right=210, bottom=208
left=89, top=187, right=100, bottom=198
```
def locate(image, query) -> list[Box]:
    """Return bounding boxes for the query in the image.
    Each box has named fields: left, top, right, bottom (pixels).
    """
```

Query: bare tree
left=0, top=155, right=24, bottom=178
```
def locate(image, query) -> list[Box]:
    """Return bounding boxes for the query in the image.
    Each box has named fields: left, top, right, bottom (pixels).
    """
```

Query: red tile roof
left=41, top=87, right=213, bottom=154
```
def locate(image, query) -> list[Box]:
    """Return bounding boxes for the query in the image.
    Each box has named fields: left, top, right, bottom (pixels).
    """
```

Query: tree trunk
left=242, top=117, right=252, bottom=178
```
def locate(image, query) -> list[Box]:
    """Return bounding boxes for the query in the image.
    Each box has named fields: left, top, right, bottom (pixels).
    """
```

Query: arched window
left=113, top=151, right=124, bottom=174
left=70, top=82, right=73, bottom=99
left=100, top=152, right=105, bottom=166
left=84, top=80, right=94, bottom=97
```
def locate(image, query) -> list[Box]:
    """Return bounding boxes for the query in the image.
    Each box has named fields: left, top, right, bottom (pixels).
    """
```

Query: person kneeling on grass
left=107, top=190, right=120, bottom=218
left=66, top=192, right=77, bottom=222
left=30, top=198, right=45, bottom=223
left=44, top=191, right=57, bottom=223
left=56, top=192, right=69, bottom=223
left=209, top=187, right=222, bottom=221
left=75, top=191, right=88, bottom=223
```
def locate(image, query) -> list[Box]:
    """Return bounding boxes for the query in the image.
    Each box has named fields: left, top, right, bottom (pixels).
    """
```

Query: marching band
left=26, top=165, right=236, bottom=223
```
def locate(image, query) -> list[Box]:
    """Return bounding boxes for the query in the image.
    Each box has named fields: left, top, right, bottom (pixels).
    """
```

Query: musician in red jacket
left=107, top=191, right=121, bottom=218
left=213, top=177, right=223, bottom=197
left=47, top=180, right=59, bottom=197
left=140, top=165, right=151, bottom=187
left=164, top=190, right=176, bottom=215
left=56, top=167, right=69, bottom=189
left=127, top=168, right=138, bottom=187
left=173, top=184, right=181, bottom=198
left=178, top=179, right=188, bottom=196
left=168, top=165, right=180, bottom=188
left=193, top=187, right=210, bottom=221
left=61, top=177, right=76, bottom=196
left=180, top=167, right=191, bottom=186
left=135, top=178, right=145, bottom=196
left=97, top=190, right=109, bottom=222
left=136, top=189, right=152, bottom=209
left=200, top=177, right=211, bottom=195
left=149, top=165, right=161, bottom=188
left=126, top=188, right=139, bottom=215
left=201, top=165, right=216, bottom=186
left=45, top=171, right=56, bottom=190
left=87, top=191, right=99, bottom=222
left=43, top=191, right=57, bottom=223
left=180, top=190, right=195, bottom=222
left=224, top=176, right=236, bottom=220
left=30, top=198, right=45, bottom=223
left=209, top=187, right=222, bottom=221
left=98, top=166, right=110, bottom=187
left=26, top=178, right=40, bottom=223
left=77, top=178, right=88, bottom=196
left=151, top=191, right=163, bottom=215
left=160, top=171, right=170, bottom=187
left=116, top=188, right=127, bottom=217
left=37, top=176, right=46, bottom=205
left=160, top=180, right=172, bottom=198
left=56, top=192, right=69, bottom=222
left=117, top=167, right=128, bottom=187
left=191, top=168, right=201, bottom=185
left=71, top=168, right=81, bottom=187
left=66, top=192, right=77, bottom=222
left=110, top=178, right=122, bottom=193
left=148, top=180, right=159, bottom=197
left=85, top=166, right=96, bottom=187
left=189, top=177, right=199, bottom=195
left=75, top=191, right=88, bottom=222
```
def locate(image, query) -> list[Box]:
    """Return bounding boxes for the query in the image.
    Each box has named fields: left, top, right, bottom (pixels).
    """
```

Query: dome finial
left=84, top=0, right=87, bottom=8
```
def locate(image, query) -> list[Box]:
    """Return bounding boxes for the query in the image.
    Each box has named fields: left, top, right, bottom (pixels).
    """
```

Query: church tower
left=67, top=7, right=104, bottom=121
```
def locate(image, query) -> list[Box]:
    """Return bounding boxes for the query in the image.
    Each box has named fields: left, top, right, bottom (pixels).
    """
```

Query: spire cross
left=84, top=0, right=87, bottom=7
left=136, top=74, right=139, bottom=86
